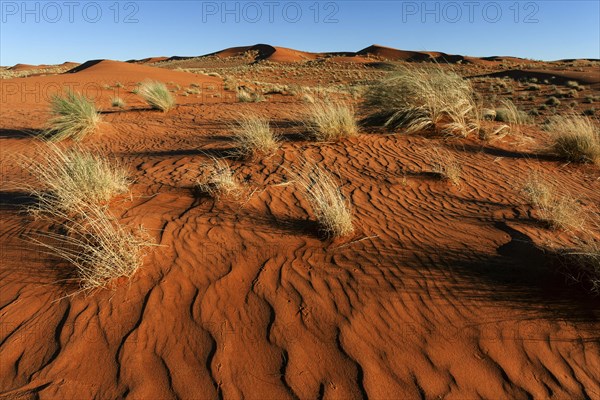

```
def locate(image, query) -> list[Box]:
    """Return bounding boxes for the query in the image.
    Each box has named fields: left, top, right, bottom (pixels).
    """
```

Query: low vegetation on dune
left=522, top=172, right=585, bottom=231
left=362, top=65, right=479, bottom=136
left=494, top=99, right=532, bottom=131
left=195, top=157, right=243, bottom=199
left=111, top=97, right=126, bottom=108
left=558, top=231, right=600, bottom=295
left=237, top=89, right=265, bottom=103
left=231, top=114, right=279, bottom=158
left=44, top=91, right=102, bottom=142
left=430, top=147, right=462, bottom=185
left=24, top=145, right=130, bottom=214
left=545, top=115, right=600, bottom=164
left=304, top=101, right=358, bottom=141
left=292, top=162, right=354, bottom=238
left=30, top=202, right=152, bottom=291
left=23, top=144, right=149, bottom=290
left=139, top=80, right=176, bottom=111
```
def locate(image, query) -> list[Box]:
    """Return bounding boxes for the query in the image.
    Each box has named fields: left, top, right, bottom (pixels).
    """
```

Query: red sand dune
left=128, top=57, right=170, bottom=64
left=211, top=44, right=320, bottom=63
left=8, top=63, right=54, bottom=71
left=125, top=43, right=544, bottom=67
left=0, top=48, right=599, bottom=399
left=0, top=59, right=225, bottom=125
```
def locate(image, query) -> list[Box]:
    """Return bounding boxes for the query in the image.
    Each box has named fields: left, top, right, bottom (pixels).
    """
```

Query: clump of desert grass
left=22, top=144, right=151, bottom=291
left=430, top=147, right=462, bottom=185
left=237, top=89, right=265, bottom=103
left=194, top=157, right=243, bottom=199
left=138, top=80, right=175, bottom=111
left=362, top=65, right=479, bottom=136
left=291, top=162, right=354, bottom=238
left=559, top=230, right=600, bottom=295
left=230, top=114, right=279, bottom=158
left=23, top=144, right=130, bottom=215
left=304, top=101, right=357, bottom=141
left=111, top=97, right=125, bottom=108
left=30, top=202, right=151, bottom=291
left=495, top=99, right=532, bottom=131
left=545, top=115, right=599, bottom=164
left=43, top=91, right=102, bottom=142
left=522, top=171, right=585, bottom=231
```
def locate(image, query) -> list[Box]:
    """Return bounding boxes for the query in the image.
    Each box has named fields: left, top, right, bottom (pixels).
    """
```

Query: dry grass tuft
left=522, top=172, right=585, bottom=231
left=292, top=162, right=354, bottom=237
left=195, top=157, right=244, bottom=199
left=30, top=203, right=151, bottom=291
left=237, top=89, right=265, bottom=103
left=139, top=80, right=175, bottom=111
left=362, top=65, right=479, bottom=136
left=430, top=147, right=462, bottom=185
left=545, top=115, right=600, bottom=164
left=111, top=97, right=126, bottom=108
left=231, top=114, right=280, bottom=158
left=304, top=101, right=357, bottom=141
left=44, top=91, right=102, bottom=142
left=24, top=144, right=130, bottom=214
left=562, top=236, right=600, bottom=295
left=22, top=144, right=150, bottom=291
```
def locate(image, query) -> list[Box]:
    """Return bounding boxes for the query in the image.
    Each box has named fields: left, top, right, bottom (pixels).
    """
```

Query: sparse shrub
left=546, top=96, right=561, bottom=106
left=186, top=87, right=200, bottom=94
left=566, top=80, right=580, bottom=88
left=430, top=147, right=462, bottom=185
left=546, top=115, right=599, bottom=164
left=43, top=91, right=102, bottom=142
left=195, top=157, right=243, bottom=199
left=111, top=97, right=125, bottom=108
left=522, top=172, right=585, bottom=231
left=304, top=101, right=357, bottom=141
left=138, top=80, right=175, bottom=111
left=231, top=114, right=279, bottom=158
left=292, top=162, right=354, bottom=237
left=362, top=65, right=479, bottom=136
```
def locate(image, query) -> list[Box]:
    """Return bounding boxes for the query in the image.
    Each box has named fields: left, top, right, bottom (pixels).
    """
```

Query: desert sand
left=1, top=45, right=599, bottom=399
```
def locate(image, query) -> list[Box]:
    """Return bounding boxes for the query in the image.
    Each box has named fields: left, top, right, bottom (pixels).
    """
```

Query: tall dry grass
left=44, top=91, right=102, bottom=142
left=362, top=65, right=479, bottom=136
left=430, top=147, right=462, bottom=185
left=546, top=115, right=599, bottom=164
left=304, top=101, right=358, bottom=141
left=195, top=157, right=243, bottom=199
left=30, top=202, right=151, bottom=290
left=139, top=80, right=175, bottom=111
left=291, top=162, right=354, bottom=237
left=522, top=172, right=585, bottom=231
left=230, top=114, right=279, bottom=158
left=24, top=144, right=130, bottom=214
left=22, top=144, right=150, bottom=290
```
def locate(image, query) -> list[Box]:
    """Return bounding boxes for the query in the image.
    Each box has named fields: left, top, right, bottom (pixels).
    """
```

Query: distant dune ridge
left=6, top=43, right=599, bottom=72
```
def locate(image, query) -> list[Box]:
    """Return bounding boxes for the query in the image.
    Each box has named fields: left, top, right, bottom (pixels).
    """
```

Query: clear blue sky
left=1, top=1, right=598, bottom=66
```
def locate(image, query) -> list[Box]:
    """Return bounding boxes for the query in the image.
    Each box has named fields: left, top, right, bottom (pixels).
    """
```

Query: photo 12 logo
left=1, top=1, right=140, bottom=23
left=201, top=1, right=340, bottom=23
left=401, top=1, right=540, bottom=23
